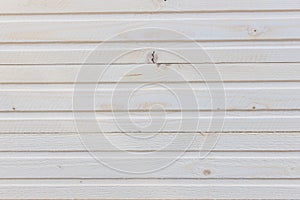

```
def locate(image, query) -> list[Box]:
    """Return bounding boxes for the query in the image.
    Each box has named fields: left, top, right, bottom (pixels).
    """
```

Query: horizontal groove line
left=1, top=62, right=300, bottom=65
left=0, top=178, right=299, bottom=180
left=0, top=131, right=298, bottom=134
left=2, top=81, right=300, bottom=84
left=2, top=39, right=300, bottom=44
left=0, top=39, right=293, bottom=44
left=1, top=130, right=297, bottom=134
left=0, top=150, right=299, bottom=153
left=2, top=109, right=300, bottom=113
left=2, top=10, right=300, bottom=16
left=0, top=62, right=300, bottom=66
left=0, top=62, right=300, bottom=65
left=0, top=132, right=298, bottom=134
left=1, top=62, right=300, bottom=66
left=3, top=85, right=300, bottom=88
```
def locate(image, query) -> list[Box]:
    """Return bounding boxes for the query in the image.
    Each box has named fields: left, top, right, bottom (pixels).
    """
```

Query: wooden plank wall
left=0, top=0, right=300, bottom=199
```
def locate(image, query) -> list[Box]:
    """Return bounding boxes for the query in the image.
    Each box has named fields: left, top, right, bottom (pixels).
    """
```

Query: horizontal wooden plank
left=0, top=133, right=299, bottom=151
left=1, top=18, right=300, bottom=42
left=1, top=63, right=300, bottom=83
left=1, top=179, right=299, bottom=199
left=1, top=82, right=300, bottom=111
left=1, top=0, right=300, bottom=14
left=1, top=42, right=300, bottom=64
left=0, top=152, right=299, bottom=178
left=0, top=111, right=299, bottom=133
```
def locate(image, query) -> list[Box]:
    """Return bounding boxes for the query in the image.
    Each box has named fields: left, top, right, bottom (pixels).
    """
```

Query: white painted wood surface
left=0, top=152, right=298, bottom=179
left=0, top=133, right=299, bottom=151
left=1, top=63, right=300, bottom=83
left=0, top=111, right=300, bottom=132
left=2, top=18, right=300, bottom=42
left=1, top=180, right=300, bottom=200
left=1, top=42, right=300, bottom=64
left=1, top=83, right=299, bottom=111
left=1, top=0, right=300, bottom=13
left=1, top=0, right=300, bottom=199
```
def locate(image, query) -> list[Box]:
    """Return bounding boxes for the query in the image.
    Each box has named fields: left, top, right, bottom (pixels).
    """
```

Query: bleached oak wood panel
left=0, top=111, right=299, bottom=133
left=1, top=179, right=299, bottom=199
left=0, top=152, right=298, bottom=179
left=1, top=42, right=300, bottom=64
left=0, top=0, right=299, bottom=199
left=1, top=18, right=300, bottom=42
left=1, top=63, right=300, bottom=83
left=1, top=82, right=300, bottom=111
left=0, top=133, right=299, bottom=151
left=1, top=0, right=300, bottom=14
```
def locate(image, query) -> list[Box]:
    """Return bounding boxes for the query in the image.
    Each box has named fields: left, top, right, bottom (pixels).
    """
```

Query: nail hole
left=12, top=107, right=16, bottom=111
left=203, top=169, right=211, bottom=176
left=252, top=106, right=256, bottom=110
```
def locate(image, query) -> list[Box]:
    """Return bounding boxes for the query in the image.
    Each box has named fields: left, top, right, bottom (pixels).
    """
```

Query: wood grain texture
left=1, top=0, right=300, bottom=14
left=1, top=42, right=300, bottom=64
left=0, top=111, right=299, bottom=133
left=0, top=133, right=299, bottom=152
left=1, top=179, right=299, bottom=199
left=1, top=1, right=300, bottom=199
left=0, top=152, right=298, bottom=179
left=1, top=82, right=300, bottom=111
left=1, top=63, right=300, bottom=83
left=1, top=18, right=300, bottom=42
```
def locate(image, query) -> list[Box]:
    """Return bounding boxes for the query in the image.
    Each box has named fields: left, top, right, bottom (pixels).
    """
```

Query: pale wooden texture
left=0, top=111, right=299, bottom=133
left=0, top=152, right=298, bottom=178
left=1, top=42, right=300, bottom=64
left=1, top=18, right=300, bottom=42
left=1, top=83, right=300, bottom=111
left=1, top=63, right=300, bottom=83
left=1, top=0, right=300, bottom=14
left=1, top=1, right=300, bottom=199
left=0, top=133, right=298, bottom=151
left=1, top=180, right=300, bottom=199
